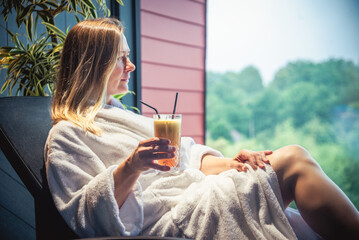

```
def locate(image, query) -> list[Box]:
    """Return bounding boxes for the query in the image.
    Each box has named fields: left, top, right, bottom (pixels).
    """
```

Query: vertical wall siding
left=140, top=0, right=206, bottom=144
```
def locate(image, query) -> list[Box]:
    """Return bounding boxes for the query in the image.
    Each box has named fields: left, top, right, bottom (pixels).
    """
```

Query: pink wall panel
left=141, top=0, right=205, bottom=25
left=141, top=11, right=205, bottom=47
left=141, top=63, right=204, bottom=91
left=192, top=136, right=204, bottom=145
left=140, top=0, right=206, bottom=143
left=141, top=89, right=204, bottom=114
left=142, top=37, right=204, bottom=70
left=181, top=114, right=204, bottom=136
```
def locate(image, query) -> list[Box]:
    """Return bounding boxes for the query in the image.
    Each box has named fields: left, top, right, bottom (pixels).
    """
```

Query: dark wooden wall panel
left=0, top=205, right=35, bottom=240
left=0, top=167, right=35, bottom=225
left=140, top=0, right=207, bottom=144
left=0, top=152, right=35, bottom=240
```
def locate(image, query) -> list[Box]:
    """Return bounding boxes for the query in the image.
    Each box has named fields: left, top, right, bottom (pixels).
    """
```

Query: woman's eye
left=117, top=55, right=130, bottom=64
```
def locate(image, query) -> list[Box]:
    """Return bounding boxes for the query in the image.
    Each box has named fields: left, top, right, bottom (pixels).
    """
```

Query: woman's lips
left=121, top=78, right=129, bottom=83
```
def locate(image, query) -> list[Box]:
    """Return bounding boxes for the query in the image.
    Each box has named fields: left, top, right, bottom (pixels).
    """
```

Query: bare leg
left=268, top=145, right=359, bottom=240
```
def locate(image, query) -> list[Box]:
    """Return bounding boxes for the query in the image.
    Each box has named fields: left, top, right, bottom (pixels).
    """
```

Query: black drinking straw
left=140, top=100, right=160, bottom=118
left=172, top=92, right=178, bottom=118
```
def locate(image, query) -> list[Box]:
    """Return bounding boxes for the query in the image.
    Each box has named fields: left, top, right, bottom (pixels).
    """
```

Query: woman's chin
left=119, top=87, right=129, bottom=94
left=117, top=83, right=129, bottom=93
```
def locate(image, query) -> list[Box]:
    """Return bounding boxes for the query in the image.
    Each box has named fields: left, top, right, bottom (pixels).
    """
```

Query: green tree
left=251, top=87, right=281, bottom=134
left=235, top=66, right=264, bottom=93
left=270, top=61, right=316, bottom=90
left=206, top=67, right=264, bottom=140
left=278, top=82, right=336, bottom=127
left=206, top=59, right=359, bottom=209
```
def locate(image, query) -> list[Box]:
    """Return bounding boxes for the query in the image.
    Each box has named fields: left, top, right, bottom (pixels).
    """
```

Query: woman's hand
left=233, top=149, right=272, bottom=170
left=114, top=137, right=174, bottom=208
left=125, top=137, right=176, bottom=173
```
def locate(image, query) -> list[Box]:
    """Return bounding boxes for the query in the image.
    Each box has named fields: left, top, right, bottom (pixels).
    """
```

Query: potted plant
left=0, top=0, right=123, bottom=96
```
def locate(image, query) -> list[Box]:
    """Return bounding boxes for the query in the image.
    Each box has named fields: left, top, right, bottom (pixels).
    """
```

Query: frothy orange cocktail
left=153, top=114, right=181, bottom=169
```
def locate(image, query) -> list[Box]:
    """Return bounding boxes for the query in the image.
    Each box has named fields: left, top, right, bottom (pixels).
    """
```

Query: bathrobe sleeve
left=45, top=122, right=143, bottom=237
left=180, top=137, right=224, bottom=170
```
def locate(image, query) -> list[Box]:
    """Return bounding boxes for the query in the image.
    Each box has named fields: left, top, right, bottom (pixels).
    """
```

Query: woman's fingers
left=255, top=152, right=265, bottom=168
left=262, top=150, right=272, bottom=164
left=234, top=149, right=272, bottom=170
left=151, top=144, right=176, bottom=153
left=264, top=150, right=273, bottom=155
left=138, top=150, right=174, bottom=161
left=237, top=150, right=257, bottom=169
left=130, top=137, right=177, bottom=172
left=232, top=161, right=248, bottom=172
left=138, top=145, right=175, bottom=160
left=247, top=153, right=258, bottom=170
left=140, top=137, right=170, bottom=147
left=148, top=162, right=171, bottom=171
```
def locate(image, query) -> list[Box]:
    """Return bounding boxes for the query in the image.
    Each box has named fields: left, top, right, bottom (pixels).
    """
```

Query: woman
left=45, top=18, right=359, bottom=240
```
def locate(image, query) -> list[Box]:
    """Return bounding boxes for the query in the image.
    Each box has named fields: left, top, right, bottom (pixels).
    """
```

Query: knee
left=281, top=145, right=321, bottom=173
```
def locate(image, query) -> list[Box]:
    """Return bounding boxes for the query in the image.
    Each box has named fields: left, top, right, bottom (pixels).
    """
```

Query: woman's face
left=107, top=35, right=136, bottom=101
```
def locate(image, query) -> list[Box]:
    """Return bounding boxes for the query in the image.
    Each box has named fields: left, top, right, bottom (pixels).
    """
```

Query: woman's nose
left=125, top=58, right=136, bottom=72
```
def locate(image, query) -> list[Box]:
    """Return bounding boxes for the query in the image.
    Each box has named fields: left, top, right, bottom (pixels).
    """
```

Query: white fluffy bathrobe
left=45, top=104, right=298, bottom=239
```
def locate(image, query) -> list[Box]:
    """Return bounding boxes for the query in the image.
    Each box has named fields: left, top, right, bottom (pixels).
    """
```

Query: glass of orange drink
left=153, top=114, right=181, bottom=172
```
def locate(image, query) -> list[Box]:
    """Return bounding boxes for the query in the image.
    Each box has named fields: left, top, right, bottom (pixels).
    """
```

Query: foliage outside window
left=206, top=59, right=359, bottom=209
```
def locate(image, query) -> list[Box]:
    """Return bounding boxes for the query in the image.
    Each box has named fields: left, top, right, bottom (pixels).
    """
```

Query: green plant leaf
left=36, top=80, right=45, bottom=96
left=89, top=8, right=97, bottom=19
left=112, top=91, right=139, bottom=112
left=70, top=0, right=77, bottom=11
left=13, top=34, right=25, bottom=51
left=130, top=106, right=140, bottom=113
left=0, top=46, right=13, bottom=56
left=82, top=0, right=96, bottom=10
left=26, top=13, right=33, bottom=42
left=112, top=93, right=127, bottom=100
left=15, top=6, right=24, bottom=26
left=0, top=0, right=125, bottom=97
left=42, top=22, right=67, bottom=42
left=0, top=79, right=12, bottom=94
left=17, top=5, right=34, bottom=26
left=1, top=27, right=15, bottom=38
left=46, top=1, right=60, bottom=8
left=74, top=15, right=81, bottom=23
left=9, top=49, right=25, bottom=56
left=33, top=14, right=40, bottom=38
left=37, top=11, right=49, bottom=23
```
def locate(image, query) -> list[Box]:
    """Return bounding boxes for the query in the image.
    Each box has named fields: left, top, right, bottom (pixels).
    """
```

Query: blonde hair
left=52, top=18, right=124, bottom=135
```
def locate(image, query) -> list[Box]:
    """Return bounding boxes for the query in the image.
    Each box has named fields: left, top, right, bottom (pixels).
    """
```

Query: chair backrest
left=0, top=96, right=188, bottom=240
left=0, top=96, right=78, bottom=239
left=0, top=96, right=51, bottom=197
